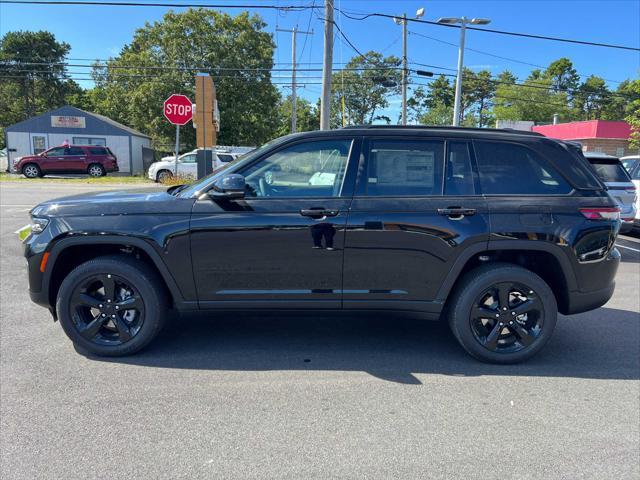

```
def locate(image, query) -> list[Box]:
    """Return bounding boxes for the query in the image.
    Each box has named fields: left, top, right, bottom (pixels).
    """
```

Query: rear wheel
left=88, top=163, right=106, bottom=177
left=22, top=163, right=41, bottom=178
left=56, top=255, right=168, bottom=356
left=447, top=263, right=557, bottom=364
left=156, top=170, right=173, bottom=182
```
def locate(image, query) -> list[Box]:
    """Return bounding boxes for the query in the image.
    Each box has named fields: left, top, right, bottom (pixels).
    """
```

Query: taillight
left=579, top=207, right=620, bottom=220
left=625, top=187, right=636, bottom=194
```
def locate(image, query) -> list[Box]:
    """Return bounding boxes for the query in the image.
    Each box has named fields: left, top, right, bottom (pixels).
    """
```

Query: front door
left=342, top=137, right=490, bottom=312
left=190, top=137, right=359, bottom=309
left=39, top=146, right=67, bottom=173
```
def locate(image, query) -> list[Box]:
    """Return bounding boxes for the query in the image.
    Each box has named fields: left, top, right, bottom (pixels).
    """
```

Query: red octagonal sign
left=164, top=94, right=193, bottom=125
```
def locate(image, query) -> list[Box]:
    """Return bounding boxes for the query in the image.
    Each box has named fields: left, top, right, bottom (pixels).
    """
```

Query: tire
left=88, top=163, right=106, bottom=177
left=22, top=163, right=41, bottom=178
left=447, top=263, right=557, bottom=364
left=56, top=255, right=168, bottom=356
left=156, top=170, right=173, bottom=182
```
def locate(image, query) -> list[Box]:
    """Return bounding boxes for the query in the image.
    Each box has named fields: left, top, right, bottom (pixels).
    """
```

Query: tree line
left=1, top=8, right=638, bottom=150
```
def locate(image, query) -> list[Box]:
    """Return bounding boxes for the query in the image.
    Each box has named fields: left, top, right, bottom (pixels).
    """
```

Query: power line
left=0, top=0, right=313, bottom=10
left=336, top=9, right=640, bottom=52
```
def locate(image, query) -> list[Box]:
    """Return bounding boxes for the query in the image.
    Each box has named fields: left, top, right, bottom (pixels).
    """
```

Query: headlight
left=31, top=217, right=49, bottom=234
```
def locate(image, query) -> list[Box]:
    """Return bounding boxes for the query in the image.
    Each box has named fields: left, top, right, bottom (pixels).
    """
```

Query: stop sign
left=164, top=94, right=193, bottom=125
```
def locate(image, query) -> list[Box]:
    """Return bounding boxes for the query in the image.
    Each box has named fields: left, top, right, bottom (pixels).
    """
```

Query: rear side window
left=67, top=147, right=85, bottom=156
left=445, top=142, right=475, bottom=196
left=217, top=154, right=234, bottom=162
left=89, top=147, right=107, bottom=155
left=474, top=141, right=571, bottom=195
left=587, top=159, right=631, bottom=183
left=365, top=139, right=444, bottom=196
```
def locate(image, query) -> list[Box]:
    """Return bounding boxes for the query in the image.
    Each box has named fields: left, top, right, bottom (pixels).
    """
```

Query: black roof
left=340, top=124, right=543, bottom=137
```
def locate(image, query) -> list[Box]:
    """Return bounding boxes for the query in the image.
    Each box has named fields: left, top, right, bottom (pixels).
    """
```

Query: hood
left=31, top=188, right=194, bottom=217
left=14, top=154, right=38, bottom=164
left=150, top=160, right=176, bottom=170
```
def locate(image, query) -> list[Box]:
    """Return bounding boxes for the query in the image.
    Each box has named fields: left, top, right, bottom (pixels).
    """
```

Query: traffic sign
left=164, top=94, right=193, bottom=125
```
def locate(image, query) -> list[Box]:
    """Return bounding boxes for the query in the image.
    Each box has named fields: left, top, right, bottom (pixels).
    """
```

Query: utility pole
left=401, top=13, right=408, bottom=125
left=277, top=26, right=313, bottom=133
left=320, top=0, right=334, bottom=130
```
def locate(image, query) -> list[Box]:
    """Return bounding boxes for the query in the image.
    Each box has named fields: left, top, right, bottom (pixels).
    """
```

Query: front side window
left=46, top=147, right=66, bottom=156
left=364, top=139, right=444, bottom=196
left=181, top=154, right=196, bottom=164
left=474, top=141, right=571, bottom=195
left=242, top=139, right=352, bottom=198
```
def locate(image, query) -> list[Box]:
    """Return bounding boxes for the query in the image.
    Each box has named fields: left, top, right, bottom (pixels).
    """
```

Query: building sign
left=51, top=115, right=86, bottom=128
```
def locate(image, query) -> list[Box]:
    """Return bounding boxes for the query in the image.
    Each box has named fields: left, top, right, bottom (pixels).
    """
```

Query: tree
left=275, top=96, right=319, bottom=137
left=544, top=58, right=580, bottom=92
left=89, top=8, right=280, bottom=148
left=465, top=70, right=496, bottom=127
left=408, top=75, right=454, bottom=126
left=330, top=51, right=401, bottom=127
left=0, top=30, right=75, bottom=140
left=573, top=75, right=614, bottom=120
left=624, top=80, right=640, bottom=150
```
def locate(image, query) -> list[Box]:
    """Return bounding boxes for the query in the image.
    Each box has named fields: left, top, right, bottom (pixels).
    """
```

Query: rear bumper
left=565, top=248, right=620, bottom=315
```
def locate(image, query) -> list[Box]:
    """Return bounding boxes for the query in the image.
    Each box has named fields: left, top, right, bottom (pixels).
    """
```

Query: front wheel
left=156, top=170, right=173, bottom=183
left=447, top=263, right=557, bottom=364
left=56, top=255, right=168, bottom=356
left=22, top=163, right=41, bottom=178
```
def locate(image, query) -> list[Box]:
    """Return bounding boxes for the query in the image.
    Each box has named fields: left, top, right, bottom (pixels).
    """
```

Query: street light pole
left=437, top=16, right=491, bottom=127
left=452, top=18, right=467, bottom=127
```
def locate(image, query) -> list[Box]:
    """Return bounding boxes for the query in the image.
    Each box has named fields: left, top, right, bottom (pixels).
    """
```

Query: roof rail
left=340, top=124, right=543, bottom=136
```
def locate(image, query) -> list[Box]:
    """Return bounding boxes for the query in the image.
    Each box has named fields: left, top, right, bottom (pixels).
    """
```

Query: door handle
left=437, top=207, right=476, bottom=219
left=300, top=208, right=340, bottom=218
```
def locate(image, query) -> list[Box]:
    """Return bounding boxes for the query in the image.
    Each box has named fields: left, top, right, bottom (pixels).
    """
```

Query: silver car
left=621, top=155, right=640, bottom=230
left=584, top=152, right=637, bottom=233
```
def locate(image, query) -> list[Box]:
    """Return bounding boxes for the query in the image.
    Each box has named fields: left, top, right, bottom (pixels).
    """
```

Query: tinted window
left=474, top=141, right=571, bottom=195
left=445, top=142, right=475, bottom=196
left=587, top=159, right=632, bottom=183
left=67, top=147, right=85, bottom=156
left=621, top=158, right=638, bottom=173
left=365, top=139, right=444, bottom=196
left=242, top=139, right=352, bottom=198
left=46, top=147, right=66, bottom=156
left=89, top=147, right=107, bottom=155
left=217, top=154, right=234, bottom=162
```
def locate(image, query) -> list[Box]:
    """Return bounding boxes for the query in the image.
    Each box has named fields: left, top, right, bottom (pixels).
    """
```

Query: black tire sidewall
left=157, top=170, right=172, bottom=182
left=56, top=256, right=166, bottom=356
left=448, top=264, right=557, bottom=364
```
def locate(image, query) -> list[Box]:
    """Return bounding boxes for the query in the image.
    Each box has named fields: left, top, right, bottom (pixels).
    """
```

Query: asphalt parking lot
left=1, top=182, right=638, bottom=479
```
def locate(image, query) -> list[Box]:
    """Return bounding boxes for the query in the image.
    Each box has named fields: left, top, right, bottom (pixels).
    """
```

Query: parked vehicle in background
left=148, top=148, right=245, bottom=182
left=21, top=126, right=621, bottom=363
left=12, top=145, right=118, bottom=178
left=584, top=152, right=637, bottom=233
left=621, top=155, right=640, bottom=230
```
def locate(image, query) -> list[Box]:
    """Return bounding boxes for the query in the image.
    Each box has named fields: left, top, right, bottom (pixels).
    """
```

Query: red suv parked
left=13, top=145, right=119, bottom=178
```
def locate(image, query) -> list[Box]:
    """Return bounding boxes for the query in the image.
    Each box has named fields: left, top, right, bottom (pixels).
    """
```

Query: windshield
left=177, top=135, right=294, bottom=198
left=587, top=158, right=632, bottom=183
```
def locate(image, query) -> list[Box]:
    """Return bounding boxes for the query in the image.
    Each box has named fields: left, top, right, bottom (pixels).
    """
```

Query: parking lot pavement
left=1, top=182, right=639, bottom=480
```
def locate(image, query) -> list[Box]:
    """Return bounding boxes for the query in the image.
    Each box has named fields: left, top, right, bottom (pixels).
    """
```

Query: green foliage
left=331, top=51, right=401, bottom=126
left=275, top=95, right=319, bottom=137
left=0, top=30, right=78, bottom=146
left=624, top=80, right=640, bottom=150
left=87, top=8, right=280, bottom=148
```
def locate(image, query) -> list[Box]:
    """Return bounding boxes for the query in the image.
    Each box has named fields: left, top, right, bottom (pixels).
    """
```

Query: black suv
left=22, top=126, right=621, bottom=363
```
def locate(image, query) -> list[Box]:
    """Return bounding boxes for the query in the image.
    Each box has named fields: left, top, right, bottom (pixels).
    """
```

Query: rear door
left=62, top=146, right=89, bottom=172
left=342, top=137, right=490, bottom=313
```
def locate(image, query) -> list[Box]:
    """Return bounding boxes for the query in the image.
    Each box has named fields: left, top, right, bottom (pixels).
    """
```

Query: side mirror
left=210, top=174, right=246, bottom=199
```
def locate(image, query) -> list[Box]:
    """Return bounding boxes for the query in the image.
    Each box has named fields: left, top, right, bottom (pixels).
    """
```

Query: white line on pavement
left=616, top=243, right=640, bottom=253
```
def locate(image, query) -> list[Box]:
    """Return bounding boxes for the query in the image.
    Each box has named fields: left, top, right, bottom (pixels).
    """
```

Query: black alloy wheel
left=69, top=273, right=145, bottom=346
left=56, top=255, right=167, bottom=356
left=447, top=263, right=557, bottom=364
left=469, top=281, right=544, bottom=354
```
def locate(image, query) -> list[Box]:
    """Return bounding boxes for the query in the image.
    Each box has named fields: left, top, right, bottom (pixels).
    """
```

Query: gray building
left=5, top=106, right=152, bottom=175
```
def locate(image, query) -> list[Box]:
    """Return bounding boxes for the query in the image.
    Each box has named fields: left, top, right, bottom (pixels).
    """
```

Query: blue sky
left=1, top=0, right=639, bottom=121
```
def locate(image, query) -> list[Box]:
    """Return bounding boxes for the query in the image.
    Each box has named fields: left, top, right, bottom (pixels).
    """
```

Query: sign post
left=163, top=94, right=193, bottom=176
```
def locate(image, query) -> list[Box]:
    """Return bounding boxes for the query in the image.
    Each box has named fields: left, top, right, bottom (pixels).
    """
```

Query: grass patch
left=0, top=172, right=153, bottom=184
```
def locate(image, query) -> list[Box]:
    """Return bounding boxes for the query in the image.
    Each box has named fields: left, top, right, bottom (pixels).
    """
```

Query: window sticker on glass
left=373, top=150, right=435, bottom=186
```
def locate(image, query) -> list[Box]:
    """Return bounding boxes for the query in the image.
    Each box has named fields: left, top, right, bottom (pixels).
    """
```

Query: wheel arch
left=45, top=236, right=188, bottom=314
left=437, top=241, right=577, bottom=315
